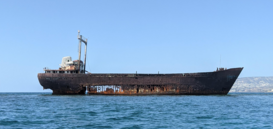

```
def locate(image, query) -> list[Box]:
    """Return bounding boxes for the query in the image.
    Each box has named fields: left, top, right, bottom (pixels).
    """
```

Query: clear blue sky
left=1, top=0, right=273, bottom=92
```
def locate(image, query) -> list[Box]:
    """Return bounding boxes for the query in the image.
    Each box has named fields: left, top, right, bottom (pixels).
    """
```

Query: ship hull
left=38, top=68, right=243, bottom=95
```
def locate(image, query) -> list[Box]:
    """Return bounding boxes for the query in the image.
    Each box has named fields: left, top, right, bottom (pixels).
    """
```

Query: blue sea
left=0, top=93, right=273, bottom=129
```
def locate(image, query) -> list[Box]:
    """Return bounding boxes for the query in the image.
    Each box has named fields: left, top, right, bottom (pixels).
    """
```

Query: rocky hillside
left=230, top=77, right=273, bottom=92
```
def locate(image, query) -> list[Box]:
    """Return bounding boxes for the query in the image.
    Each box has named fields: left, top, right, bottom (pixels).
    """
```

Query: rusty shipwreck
left=38, top=31, right=243, bottom=95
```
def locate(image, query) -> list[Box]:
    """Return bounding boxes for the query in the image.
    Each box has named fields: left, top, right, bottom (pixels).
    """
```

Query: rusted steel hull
left=37, top=68, right=243, bottom=95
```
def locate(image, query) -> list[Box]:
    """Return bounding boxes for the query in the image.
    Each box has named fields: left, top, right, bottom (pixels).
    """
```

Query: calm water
left=0, top=93, right=273, bottom=129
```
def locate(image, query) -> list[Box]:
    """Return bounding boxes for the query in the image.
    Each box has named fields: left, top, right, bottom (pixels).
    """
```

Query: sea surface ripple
left=0, top=93, right=273, bottom=129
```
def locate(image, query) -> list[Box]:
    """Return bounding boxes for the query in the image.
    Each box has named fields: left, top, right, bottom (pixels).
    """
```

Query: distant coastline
left=230, top=77, right=273, bottom=93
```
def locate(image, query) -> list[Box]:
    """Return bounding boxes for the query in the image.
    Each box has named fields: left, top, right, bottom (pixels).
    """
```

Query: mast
left=84, top=39, right=87, bottom=73
left=78, top=31, right=82, bottom=72
left=77, top=30, right=88, bottom=73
